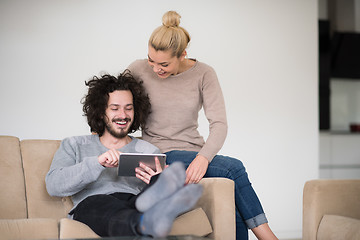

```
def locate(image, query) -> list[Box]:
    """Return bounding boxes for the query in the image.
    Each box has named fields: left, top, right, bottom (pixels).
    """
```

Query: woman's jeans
left=165, top=150, right=268, bottom=240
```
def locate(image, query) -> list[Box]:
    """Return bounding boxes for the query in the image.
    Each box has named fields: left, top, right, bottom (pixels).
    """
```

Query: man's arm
left=45, top=138, right=105, bottom=197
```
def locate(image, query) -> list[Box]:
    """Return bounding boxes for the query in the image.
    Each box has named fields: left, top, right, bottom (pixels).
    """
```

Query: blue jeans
left=165, top=150, right=267, bottom=240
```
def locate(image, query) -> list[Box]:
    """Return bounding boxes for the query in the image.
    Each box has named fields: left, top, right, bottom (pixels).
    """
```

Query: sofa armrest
left=197, top=177, right=235, bottom=240
left=303, top=179, right=360, bottom=240
left=0, top=218, right=58, bottom=240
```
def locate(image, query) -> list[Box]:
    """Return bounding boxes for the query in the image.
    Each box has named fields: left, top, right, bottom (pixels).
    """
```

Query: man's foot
left=135, top=161, right=186, bottom=212
left=139, top=183, right=203, bottom=238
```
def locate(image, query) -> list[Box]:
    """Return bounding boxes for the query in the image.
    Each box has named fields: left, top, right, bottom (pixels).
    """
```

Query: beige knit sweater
left=128, top=59, right=227, bottom=162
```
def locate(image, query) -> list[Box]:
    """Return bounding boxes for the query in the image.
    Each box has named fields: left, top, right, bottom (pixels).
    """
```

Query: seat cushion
left=60, top=207, right=212, bottom=238
left=0, top=218, right=58, bottom=239
left=317, top=215, right=360, bottom=240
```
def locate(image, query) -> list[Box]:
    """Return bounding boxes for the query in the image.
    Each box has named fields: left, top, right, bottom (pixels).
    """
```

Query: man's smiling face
left=104, top=90, right=134, bottom=139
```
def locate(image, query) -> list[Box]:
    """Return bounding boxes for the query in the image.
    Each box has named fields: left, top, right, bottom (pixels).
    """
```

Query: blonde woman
left=128, top=11, right=277, bottom=240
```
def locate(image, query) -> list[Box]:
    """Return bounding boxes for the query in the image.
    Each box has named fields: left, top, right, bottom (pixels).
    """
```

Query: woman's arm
left=198, top=67, right=228, bottom=161
left=186, top=66, right=228, bottom=184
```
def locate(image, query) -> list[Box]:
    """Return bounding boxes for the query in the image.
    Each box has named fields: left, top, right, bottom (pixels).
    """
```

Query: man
left=45, top=70, right=202, bottom=238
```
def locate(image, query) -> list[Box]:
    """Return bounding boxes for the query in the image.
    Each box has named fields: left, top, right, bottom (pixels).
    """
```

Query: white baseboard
left=249, top=229, right=302, bottom=240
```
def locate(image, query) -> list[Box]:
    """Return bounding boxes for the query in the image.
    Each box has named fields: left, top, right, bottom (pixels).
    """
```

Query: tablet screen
left=117, top=153, right=166, bottom=176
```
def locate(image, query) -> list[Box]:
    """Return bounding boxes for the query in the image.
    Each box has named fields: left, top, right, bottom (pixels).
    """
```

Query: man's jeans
left=165, top=150, right=268, bottom=240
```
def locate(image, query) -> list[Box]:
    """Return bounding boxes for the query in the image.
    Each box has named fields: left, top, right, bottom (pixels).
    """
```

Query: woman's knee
left=208, top=155, right=247, bottom=178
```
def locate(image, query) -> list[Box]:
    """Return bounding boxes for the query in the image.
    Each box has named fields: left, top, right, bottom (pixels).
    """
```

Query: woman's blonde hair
left=149, top=11, right=191, bottom=58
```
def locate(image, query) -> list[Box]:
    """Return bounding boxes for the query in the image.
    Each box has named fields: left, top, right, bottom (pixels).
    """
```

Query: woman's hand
left=185, top=154, right=209, bottom=184
left=98, top=149, right=120, bottom=168
left=136, top=157, right=165, bottom=184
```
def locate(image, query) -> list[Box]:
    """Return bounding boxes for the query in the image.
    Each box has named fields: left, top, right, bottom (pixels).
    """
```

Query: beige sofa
left=0, top=135, right=235, bottom=240
left=303, top=179, right=360, bottom=240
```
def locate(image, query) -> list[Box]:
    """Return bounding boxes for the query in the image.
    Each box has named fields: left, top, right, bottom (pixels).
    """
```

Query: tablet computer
left=117, top=153, right=166, bottom=176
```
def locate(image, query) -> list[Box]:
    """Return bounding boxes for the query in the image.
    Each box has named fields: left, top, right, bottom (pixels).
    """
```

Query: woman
left=128, top=10, right=277, bottom=240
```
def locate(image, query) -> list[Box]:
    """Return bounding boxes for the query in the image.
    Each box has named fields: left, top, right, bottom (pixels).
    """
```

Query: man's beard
left=105, top=118, right=131, bottom=139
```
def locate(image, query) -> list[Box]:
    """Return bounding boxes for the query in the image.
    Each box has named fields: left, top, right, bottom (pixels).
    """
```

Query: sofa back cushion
left=0, top=136, right=27, bottom=219
left=20, top=139, right=73, bottom=219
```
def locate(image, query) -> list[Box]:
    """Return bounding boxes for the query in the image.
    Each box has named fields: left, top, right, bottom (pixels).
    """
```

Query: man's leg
left=139, top=183, right=203, bottom=238
left=135, top=161, right=186, bottom=212
left=73, top=162, right=201, bottom=238
left=72, top=193, right=141, bottom=237
left=135, top=161, right=203, bottom=238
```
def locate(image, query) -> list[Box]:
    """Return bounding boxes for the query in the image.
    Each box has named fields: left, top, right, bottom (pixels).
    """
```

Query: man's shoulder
left=129, top=137, right=161, bottom=154
left=62, top=135, right=98, bottom=147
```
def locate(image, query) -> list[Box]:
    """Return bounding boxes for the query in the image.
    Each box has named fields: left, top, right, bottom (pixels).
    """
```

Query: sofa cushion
left=59, top=218, right=100, bottom=239
left=0, top=136, right=27, bottom=219
left=20, top=139, right=73, bottom=219
left=303, top=179, right=360, bottom=240
left=170, top=207, right=212, bottom=236
left=60, top=207, right=212, bottom=238
left=317, top=215, right=360, bottom=240
left=0, top=218, right=58, bottom=239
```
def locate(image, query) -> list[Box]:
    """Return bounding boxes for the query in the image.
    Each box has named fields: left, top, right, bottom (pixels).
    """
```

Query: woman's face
left=147, top=46, right=184, bottom=79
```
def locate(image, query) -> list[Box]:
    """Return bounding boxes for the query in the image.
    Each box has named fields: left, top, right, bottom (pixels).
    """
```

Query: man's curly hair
left=82, top=70, right=151, bottom=136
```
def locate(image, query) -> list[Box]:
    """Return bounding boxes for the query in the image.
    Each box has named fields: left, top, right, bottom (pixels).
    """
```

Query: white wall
left=331, top=79, right=360, bottom=131
left=0, top=0, right=318, bottom=239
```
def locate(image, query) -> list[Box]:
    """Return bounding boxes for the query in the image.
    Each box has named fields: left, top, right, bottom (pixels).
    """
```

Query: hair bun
left=162, top=11, right=181, bottom=27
